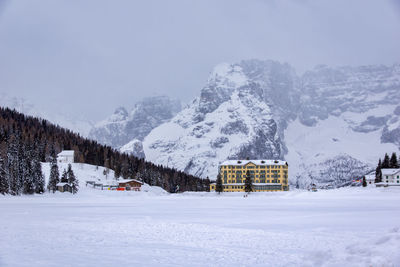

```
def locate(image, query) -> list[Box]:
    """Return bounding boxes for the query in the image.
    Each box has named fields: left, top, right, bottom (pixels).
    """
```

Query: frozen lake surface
left=1, top=187, right=400, bottom=267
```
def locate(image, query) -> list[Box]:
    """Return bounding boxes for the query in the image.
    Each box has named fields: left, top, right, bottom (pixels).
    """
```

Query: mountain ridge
left=141, top=59, right=400, bottom=187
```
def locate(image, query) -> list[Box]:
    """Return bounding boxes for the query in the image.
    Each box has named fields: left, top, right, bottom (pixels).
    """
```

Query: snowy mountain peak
left=144, top=63, right=282, bottom=179
left=89, top=96, right=182, bottom=149
left=120, top=139, right=145, bottom=159
left=143, top=60, right=400, bottom=187
left=209, top=63, right=249, bottom=89
left=95, top=107, right=129, bottom=127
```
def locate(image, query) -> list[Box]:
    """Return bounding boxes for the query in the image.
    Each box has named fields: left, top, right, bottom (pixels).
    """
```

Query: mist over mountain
left=88, top=96, right=181, bottom=149
left=3, top=59, right=399, bottom=188
left=138, top=60, right=400, bottom=187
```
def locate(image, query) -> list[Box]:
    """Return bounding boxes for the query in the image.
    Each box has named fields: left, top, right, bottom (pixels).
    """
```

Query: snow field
left=0, top=187, right=400, bottom=266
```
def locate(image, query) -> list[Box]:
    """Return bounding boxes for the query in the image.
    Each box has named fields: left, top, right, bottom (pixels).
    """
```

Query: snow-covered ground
left=41, top=162, right=118, bottom=188
left=1, top=187, right=400, bottom=266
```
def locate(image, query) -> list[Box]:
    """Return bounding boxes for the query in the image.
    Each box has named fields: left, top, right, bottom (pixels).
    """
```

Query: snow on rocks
left=144, top=88, right=281, bottom=179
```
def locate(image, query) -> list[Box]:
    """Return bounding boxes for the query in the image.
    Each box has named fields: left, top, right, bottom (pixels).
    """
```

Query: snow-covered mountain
left=89, top=96, right=181, bottom=150
left=142, top=60, right=400, bottom=187
left=120, top=139, right=145, bottom=159
left=0, top=93, right=94, bottom=136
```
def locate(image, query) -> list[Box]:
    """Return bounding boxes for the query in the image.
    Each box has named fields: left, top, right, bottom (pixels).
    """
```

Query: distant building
left=210, top=159, right=289, bottom=192
left=57, top=150, right=75, bottom=164
left=376, top=169, right=400, bottom=186
left=364, top=173, right=376, bottom=185
left=56, top=183, right=72, bottom=193
left=116, top=179, right=143, bottom=191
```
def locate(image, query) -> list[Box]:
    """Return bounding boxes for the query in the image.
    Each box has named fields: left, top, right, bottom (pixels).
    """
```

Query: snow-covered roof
left=220, top=160, right=287, bottom=166
left=381, top=168, right=400, bottom=176
left=211, top=183, right=282, bottom=186
left=57, top=150, right=75, bottom=157
left=56, top=183, right=69, bottom=186
left=116, top=179, right=143, bottom=185
left=365, top=174, right=375, bottom=180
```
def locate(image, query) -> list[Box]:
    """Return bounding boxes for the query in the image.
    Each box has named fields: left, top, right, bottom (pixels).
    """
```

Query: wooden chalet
left=117, top=179, right=143, bottom=191
left=56, top=183, right=72, bottom=193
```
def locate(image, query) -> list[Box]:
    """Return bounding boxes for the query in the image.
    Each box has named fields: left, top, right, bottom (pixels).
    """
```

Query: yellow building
left=210, top=160, right=289, bottom=192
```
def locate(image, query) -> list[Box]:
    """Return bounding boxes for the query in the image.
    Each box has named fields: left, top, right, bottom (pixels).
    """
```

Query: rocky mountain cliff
left=88, top=96, right=181, bottom=152
left=142, top=60, right=400, bottom=187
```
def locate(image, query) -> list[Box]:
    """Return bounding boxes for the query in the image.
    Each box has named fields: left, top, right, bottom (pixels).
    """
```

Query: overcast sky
left=0, top=0, right=399, bottom=121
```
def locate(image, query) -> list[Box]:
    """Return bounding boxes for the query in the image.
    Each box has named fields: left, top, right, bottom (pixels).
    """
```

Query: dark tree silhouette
left=215, top=174, right=223, bottom=194
left=245, top=170, right=253, bottom=193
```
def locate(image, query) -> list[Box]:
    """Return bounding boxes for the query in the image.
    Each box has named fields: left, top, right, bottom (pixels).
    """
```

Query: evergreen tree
left=47, top=146, right=59, bottom=193
left=362, top=176, right=367, bottom=187
left=244, top=170, right=253, bottom=193
left=33, top=159, right=45, bottom=194
left=375, top=159, right=382, bottom=183
left=61, top=169, right=68, bottom=183
left=0, top=154, right=9, bottom=194
left=215, top=174, right=223, bottom=194
left=7, top=133, right=21, bottom=195
left=114, top=163, right=121, bottom=179
left=67, top=164, right=78, bottom=194
left=390, top=152, right=399, bottom=168
left=32, top=141, right=45, bottom=194
left=22, top=141, right=35, bottom=194
left=382, top=153, right=390, bottom=168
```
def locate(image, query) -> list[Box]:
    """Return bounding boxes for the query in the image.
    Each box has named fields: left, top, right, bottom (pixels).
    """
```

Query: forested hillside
left=0, top=107, right=209, bottom=194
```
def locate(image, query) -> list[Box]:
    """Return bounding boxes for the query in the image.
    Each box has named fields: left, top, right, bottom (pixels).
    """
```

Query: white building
left=57, top=150, right=75, bottom=164
left=380, top=168, right=400, bottom=185
left=365, top=174, right=376, bottom=185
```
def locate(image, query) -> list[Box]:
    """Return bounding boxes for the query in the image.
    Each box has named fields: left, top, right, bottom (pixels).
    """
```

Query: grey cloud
left=0, top=0, right=399, bottom=121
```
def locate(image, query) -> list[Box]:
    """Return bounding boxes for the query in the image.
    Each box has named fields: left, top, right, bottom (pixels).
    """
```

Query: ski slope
left=0, top=187, right=400, bottom=266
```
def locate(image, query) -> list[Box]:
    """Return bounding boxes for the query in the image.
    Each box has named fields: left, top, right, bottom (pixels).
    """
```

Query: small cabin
left=117, top=179, right=143, bottom=191
left=57, top=150, right=75, bottom=164
left=364, top=174, right=376, bottom=185
left=56, top=183, right=72, bottom=193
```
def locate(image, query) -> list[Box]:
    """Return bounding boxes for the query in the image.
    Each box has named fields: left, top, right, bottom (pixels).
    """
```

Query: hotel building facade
left=210, top=159, right=289, bottom=192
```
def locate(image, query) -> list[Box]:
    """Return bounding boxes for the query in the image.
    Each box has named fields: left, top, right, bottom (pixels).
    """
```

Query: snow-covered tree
left=7, top=133, right=21, bottom=195
left=0, top=154, right=9, bottom=194
left=33, top=159, right=45, bottom=194
left=61, top=169, right=68, bottom=183
left=215, top=174, right=223, bottom=194
left=32, top=140, right=45, bottom=194
left=22, top=141, right=35, bottom=195
left=47, top=146, right=59, bottom=193
left=67, top=164, right=78, bottom=194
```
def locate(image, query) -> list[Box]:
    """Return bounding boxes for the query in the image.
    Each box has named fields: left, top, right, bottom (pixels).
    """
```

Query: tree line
left=0, top=107, right=210, bottom=194
left=0, top=126, right=45, bottom=195
left=375, top=152, right=399, bottom=183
